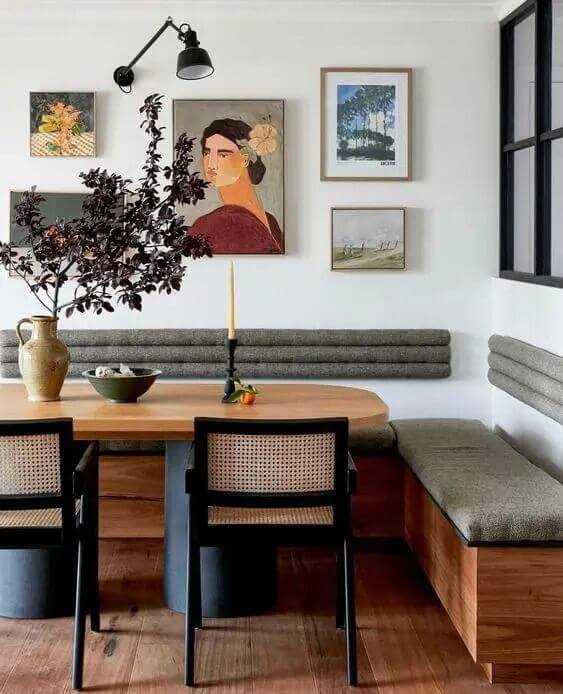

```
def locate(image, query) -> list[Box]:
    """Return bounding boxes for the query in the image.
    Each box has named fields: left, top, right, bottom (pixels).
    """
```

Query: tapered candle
left=228, top=261, right=236, bottom=339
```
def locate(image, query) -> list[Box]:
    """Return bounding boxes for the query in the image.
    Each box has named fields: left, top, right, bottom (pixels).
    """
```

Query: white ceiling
left=0, top=0, right=523, bottom=21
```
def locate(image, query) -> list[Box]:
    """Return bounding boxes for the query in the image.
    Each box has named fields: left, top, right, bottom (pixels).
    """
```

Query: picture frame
left=173, top=98, right=285, bottom=255
left=331, top=207, right=406, bottom=270
left=9, top=190, right=91, bottom=247
left=29, top=92, right=96, bottom=157
left=321, top=68, right=412, bottom=181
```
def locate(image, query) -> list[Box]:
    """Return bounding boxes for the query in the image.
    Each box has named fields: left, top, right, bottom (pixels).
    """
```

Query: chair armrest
left=185, top=448, right=197, bottom=494
left=347, top=452, right=357, bottom=495
left=73, top=442, right=99, bottom=498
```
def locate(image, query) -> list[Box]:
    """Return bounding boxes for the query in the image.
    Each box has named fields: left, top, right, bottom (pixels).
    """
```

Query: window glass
left=551, top=139, right=563, bottom=275
left=513, top=147, right=535, bottom=272
left=513, top=13, right=535, bottom=141
left=553, top=1, right=563, bottom=128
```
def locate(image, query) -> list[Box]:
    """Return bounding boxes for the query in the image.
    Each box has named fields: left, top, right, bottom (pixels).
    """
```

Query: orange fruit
left=241, top=392, right=256, bottom=405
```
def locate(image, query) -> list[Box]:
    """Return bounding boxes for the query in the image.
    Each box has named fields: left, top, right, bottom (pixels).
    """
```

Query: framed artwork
left=9, top=190, right=90, bottom=247
left=321, top=68, right=412, bottom=181
left=173, top=99, right=284, bottom=255
left=30, top=92, right=96, bottom=157
left=331, top=207, right=406, bottom=270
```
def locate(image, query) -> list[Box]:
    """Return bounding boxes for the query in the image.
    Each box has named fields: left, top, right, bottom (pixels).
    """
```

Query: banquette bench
left=380, top=335, right=563, bottom=685
left=0, top=327, right=449, bottom=537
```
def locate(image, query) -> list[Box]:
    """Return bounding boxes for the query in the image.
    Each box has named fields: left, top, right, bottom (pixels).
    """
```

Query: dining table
left=0, top=381, right=388, bottom=619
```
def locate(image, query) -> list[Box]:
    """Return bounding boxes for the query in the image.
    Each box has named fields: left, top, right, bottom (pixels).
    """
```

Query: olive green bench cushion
left=390, top=418, right=563, bottom=545
left=100, top=423, right=397, bottom=455
left=349, top=423, right=396, bottom=453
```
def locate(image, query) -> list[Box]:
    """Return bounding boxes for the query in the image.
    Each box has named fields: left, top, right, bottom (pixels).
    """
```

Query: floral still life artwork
left=30, top=92, right=95, bottom=157
left=174, top=99, right=284, bottom=255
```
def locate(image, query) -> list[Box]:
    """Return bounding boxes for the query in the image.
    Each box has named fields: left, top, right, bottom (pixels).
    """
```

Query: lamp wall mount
left=113, top=16, right=213, bottom=93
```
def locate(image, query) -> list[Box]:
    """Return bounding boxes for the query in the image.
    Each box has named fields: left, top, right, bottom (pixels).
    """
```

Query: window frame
left=500, top=0, right=563, bottom=288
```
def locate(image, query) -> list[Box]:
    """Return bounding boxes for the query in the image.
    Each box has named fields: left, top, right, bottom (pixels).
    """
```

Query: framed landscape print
left=331, top=207, right=406, bottom=270
left=321, top=68, right=411, bottom=181
left=30, top=92, right=96, bottom=157
left=173, top=99, right=284, bottom=255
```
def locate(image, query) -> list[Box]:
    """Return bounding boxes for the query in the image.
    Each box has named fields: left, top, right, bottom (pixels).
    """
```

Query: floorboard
left=0, top=540, right=556, bottom=693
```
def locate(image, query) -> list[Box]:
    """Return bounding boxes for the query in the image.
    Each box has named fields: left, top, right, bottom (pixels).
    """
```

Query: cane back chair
left=184, top=417, right=357, bottom=687
left=0, top=418, right=100, bottom=690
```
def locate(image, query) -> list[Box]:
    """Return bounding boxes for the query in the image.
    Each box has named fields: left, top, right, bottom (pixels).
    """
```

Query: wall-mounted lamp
left=113, top=16, right=214, bottom=92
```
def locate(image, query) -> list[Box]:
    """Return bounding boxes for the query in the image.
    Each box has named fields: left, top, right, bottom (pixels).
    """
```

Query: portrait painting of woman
left=173, top=100, right=284, bottom=255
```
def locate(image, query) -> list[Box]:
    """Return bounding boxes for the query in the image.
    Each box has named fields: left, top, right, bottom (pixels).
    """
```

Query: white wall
left=0, top=1, right=499, bottom=422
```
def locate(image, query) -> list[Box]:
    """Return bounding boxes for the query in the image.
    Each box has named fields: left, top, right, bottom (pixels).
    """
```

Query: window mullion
left=535, top=0, right=552, bottom=275
left=500, top=24, right=515, bottom=271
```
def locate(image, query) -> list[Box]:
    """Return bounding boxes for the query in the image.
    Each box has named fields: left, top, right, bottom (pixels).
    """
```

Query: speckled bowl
left=82, top=368, right=161, bottom=403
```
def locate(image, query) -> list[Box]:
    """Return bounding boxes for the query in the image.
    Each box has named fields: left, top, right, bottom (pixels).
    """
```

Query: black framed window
left=500, top=0, right=563, bottom=287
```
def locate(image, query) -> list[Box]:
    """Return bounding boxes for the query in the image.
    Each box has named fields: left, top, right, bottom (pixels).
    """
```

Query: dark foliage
left=1, top=94, right=212, bottom=318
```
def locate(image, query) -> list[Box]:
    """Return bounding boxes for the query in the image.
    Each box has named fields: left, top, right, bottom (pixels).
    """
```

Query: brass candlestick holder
left=222, top=338, right=238, bottom=402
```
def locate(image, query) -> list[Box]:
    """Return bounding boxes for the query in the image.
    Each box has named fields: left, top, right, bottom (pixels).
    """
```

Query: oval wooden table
left=0, top=382, right=388, bottom=618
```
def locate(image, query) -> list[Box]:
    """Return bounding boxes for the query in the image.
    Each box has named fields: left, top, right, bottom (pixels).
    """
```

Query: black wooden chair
left=0, top=418, right=100, bottom=690
left=184, top=417, right=357, bottom=687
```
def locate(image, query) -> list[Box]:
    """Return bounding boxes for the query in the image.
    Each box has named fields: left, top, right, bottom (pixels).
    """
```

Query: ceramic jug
left=16, top=315, right=70, bottom=401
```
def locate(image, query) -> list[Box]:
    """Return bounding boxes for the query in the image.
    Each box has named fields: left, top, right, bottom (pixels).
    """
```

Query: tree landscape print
left=332, top=208, right=405, bottom=270
left=337, top=84, right=396, bottom=162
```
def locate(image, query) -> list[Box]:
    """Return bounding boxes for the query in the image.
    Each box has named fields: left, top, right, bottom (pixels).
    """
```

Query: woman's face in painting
left=202, top=134, right=249, bottom=188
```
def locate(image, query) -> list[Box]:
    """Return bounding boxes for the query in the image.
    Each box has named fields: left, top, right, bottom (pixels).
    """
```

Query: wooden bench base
left=98, top=452, right=563, bottom=684
left=404, top=466, right=563, bottom=683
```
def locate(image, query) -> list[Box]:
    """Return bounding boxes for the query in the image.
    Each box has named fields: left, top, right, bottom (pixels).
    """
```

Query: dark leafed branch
left=0, top=94, right=212, bottom=318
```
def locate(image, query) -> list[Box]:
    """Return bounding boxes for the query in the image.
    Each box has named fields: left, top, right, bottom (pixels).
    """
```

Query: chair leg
left=184, top=501, right=197, bottom=686
left=72, top=532, right=87, bottom=690
left=88, top=527, right=101, bottom=633
left=194, top=544, right=202, bottom=630
left=344, top=537, right=357, bottom=687
left=336, top=546, right=345, bottom=630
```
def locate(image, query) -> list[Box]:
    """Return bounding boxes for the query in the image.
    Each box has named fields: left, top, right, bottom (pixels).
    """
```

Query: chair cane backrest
left=0, top=432, right=62, bottom=496
left=0, top=419, right=75, bottom=542
left=193, top=418, right=350, bottom=533
left=207, top=431, right=336, bottom=494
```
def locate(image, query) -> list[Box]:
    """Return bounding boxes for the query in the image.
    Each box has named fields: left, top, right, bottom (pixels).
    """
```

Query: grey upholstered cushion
left=488, top=335, right=563, bottom=425
left=0, top=328, right=451, bottom=348
left=349, top=424, right=396, bottom=453
left=391, top=418, right=563, bottom=545
left=102, top=425, right=397, bottom=455
left=489, top=334, right=563, bottom=382
left=0, top=328, right=451, bottom=379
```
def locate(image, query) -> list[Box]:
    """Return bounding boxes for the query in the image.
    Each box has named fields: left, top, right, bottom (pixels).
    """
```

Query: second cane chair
left=0, top=418, right=100, bottom=690
left=184, top=417, right=357, bottom=687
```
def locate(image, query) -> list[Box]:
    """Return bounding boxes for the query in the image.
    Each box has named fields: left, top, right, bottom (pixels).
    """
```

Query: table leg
left=164, top=441, right=278, bottom=617
left=0, top=547, right=76, bottom=618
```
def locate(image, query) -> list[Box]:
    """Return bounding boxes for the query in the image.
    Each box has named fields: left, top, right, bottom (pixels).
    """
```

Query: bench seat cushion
left=100, top=423, right=397, bottom=455
left=390, top=418, right=563, bottom=545
left=349, top=424, right=396, bottom=453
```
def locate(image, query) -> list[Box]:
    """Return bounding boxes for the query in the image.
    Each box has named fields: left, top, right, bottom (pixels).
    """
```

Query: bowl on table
left=82, top=368, right=161, bottom=403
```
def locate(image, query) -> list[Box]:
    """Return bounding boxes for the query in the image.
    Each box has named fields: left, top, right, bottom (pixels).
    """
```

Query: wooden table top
left=0, top=383, right=388, bottom=440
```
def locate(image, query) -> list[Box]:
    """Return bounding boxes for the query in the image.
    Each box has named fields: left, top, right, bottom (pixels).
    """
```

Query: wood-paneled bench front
left=391, top=418, right=563, bottom=685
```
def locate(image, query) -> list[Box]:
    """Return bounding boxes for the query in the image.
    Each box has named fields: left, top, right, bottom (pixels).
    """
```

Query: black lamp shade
left=177, top=46, right=214, bottom=80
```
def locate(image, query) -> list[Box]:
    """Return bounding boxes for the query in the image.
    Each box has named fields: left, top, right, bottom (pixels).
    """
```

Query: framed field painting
left=30, top=92, right=96, bottom=157
left=331, top=207, right=406, bottom=270
left=173, top=99, right=284, bottom=255
left=321, top=68, right=411, bottom=181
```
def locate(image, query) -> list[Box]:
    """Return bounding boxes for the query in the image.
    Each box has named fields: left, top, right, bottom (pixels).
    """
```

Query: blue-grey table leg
left=164, top=441, right=278, bottom=617
left=0, top=547, right=76, bottom=618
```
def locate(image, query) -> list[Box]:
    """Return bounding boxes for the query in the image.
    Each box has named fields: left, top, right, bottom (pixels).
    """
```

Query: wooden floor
left=0, top=540, right=558, bottom=693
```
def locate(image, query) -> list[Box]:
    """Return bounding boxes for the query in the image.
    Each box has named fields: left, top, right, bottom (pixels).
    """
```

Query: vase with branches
left=0, top=93, right=212, bottom=401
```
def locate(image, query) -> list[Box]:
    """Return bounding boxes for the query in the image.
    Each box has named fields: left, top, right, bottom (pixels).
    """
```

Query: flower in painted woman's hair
left=248, top=123, right=278, bottom=156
